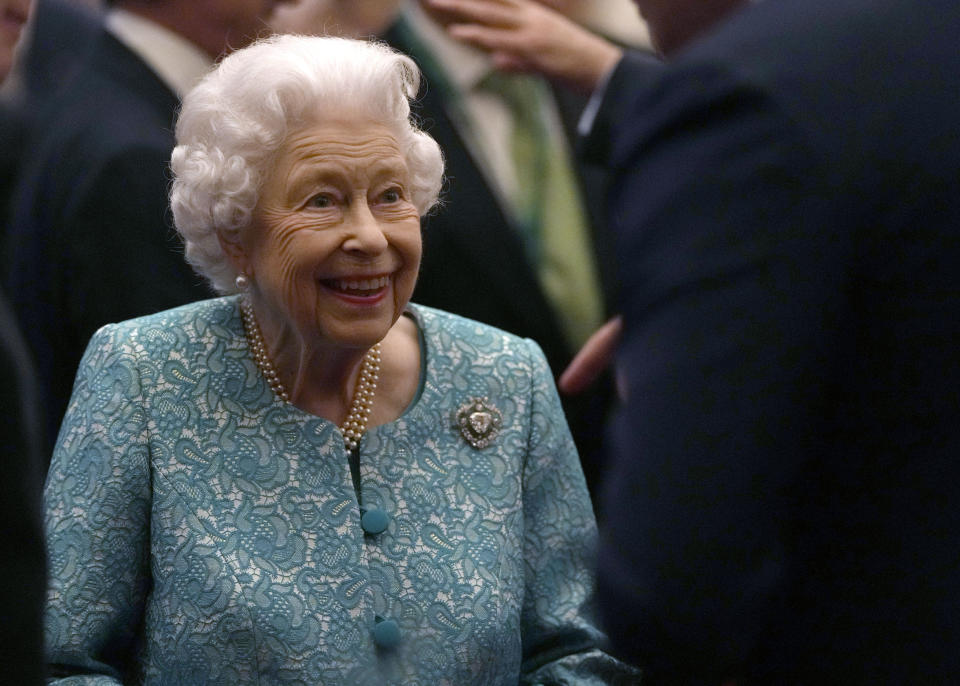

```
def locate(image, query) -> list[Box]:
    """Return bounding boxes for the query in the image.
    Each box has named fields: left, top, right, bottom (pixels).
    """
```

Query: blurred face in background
left=269, top=0, right=401, bottom=39
left=0, top=0, right=31, bottom=81
left=201, top=0, right=294, bottom=53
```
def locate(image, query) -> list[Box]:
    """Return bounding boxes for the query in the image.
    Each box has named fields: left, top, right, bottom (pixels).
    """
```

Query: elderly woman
left=42, top=35, right=637, bottom=684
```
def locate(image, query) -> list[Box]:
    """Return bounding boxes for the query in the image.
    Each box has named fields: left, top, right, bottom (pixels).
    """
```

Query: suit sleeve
left=598, top=63, right=843, bottom=682
left=518, top=340, right=643, bottom=684
left=44, top=325, right=152, bottom=684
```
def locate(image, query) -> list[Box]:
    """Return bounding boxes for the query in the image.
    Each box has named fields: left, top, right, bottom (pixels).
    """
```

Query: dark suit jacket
left=5, top=29, right=214, bottom=456
left=0, top=101, right=26, bottom=262
left=593, top=0, right=960, bottom=682
left=21, top=0, right=103, bottom=101
left=1, top=0, right=102, bottom=262
left=0, top=287, right=45, bottom=686
left=383, top=18, right=616, bottom=493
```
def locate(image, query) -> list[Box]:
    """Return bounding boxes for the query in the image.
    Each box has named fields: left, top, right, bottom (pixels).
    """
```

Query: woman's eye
left=381, top=188, right=401, bottom=203
left=310, top=194, right=333, bottom=208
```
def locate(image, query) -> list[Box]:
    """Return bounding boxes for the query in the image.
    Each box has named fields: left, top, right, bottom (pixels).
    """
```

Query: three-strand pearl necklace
left=240, top=298, right=382, bottom=451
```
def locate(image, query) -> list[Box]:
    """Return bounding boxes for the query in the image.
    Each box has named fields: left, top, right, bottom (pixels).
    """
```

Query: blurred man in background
left=595, top=0, right=960, bottom=681
left=5, top=0, right=294, bottom=455
left=0, top=0, right=45, bottom=682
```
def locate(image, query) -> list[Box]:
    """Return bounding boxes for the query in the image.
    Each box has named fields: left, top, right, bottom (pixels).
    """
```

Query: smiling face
left=228, top=119, right=422, bottom=353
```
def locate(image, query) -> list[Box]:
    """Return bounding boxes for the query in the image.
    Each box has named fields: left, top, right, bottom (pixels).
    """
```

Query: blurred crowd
left=4, top=0, right=959, bottom=683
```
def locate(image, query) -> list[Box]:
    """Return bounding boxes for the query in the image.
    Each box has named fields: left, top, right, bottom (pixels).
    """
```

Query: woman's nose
left=342, top=200, right=388, bottom=254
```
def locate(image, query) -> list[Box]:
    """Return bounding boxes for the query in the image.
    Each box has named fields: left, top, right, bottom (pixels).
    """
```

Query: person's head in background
left=270, top=0, right=401, bottom=39
left=631, top=0, right=747, bottom=55
left=106, top=0, right=295, bottom=58
left=0, top=0, right=31, bottom=81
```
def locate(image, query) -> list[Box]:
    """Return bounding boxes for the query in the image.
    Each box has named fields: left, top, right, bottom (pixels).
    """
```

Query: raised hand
left=426, top=0, right=622, bottom=93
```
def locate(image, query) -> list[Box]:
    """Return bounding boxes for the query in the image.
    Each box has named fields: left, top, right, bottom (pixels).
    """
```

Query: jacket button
left=361, top=508, right=389, bottom=535
left=373, top=617, right=401, bottom=649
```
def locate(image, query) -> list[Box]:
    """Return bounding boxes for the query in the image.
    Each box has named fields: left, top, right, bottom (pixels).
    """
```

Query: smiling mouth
left=323, top=275, right=390, bottom=297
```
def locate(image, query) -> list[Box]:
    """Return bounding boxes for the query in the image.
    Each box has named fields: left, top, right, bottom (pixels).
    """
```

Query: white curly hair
left=170, top=34, right=444, bottom=294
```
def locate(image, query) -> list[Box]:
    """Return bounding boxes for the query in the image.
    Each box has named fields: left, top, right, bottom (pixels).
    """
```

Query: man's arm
left=598, top=61, right=843, bottom=682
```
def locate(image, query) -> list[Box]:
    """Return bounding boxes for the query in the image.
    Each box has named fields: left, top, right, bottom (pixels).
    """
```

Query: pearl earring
left=235, top=273, right=250, bottom=291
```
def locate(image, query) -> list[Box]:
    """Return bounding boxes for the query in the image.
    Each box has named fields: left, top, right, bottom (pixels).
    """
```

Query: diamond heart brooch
left=455, top=397, right=503, bottom=449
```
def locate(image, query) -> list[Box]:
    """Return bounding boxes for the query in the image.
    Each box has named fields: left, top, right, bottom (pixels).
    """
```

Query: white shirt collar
left=401, top=2, right=492, bottom=94
left=105, top=8, right=213, bottom=98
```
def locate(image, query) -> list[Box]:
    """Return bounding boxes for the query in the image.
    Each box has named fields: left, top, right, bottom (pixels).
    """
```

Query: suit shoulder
left=28, top=39, right=177, bottom=157
left=32, top=84, right=175, bottom=158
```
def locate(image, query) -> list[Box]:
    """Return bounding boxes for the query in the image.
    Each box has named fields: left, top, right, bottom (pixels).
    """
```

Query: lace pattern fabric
left=44, top=296, right=639, bottom=685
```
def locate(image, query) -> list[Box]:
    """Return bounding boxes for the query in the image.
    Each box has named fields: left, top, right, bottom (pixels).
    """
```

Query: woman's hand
left=559, top=316, right=622, bottom=396
left=426, top=0, right=623, bottom=94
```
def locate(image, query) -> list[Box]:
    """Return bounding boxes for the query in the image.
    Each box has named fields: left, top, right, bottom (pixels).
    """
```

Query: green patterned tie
left=481, top=71, right=605, bottom=349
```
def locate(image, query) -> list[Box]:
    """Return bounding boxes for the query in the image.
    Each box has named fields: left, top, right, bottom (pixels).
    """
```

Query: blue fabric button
left=373, top=618, right=401, bottom=650
left=360, top=508, right=389, bottom=535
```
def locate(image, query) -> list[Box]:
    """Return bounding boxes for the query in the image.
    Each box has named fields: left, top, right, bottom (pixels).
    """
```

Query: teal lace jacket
left=44, top=297, right=640, bottom=685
